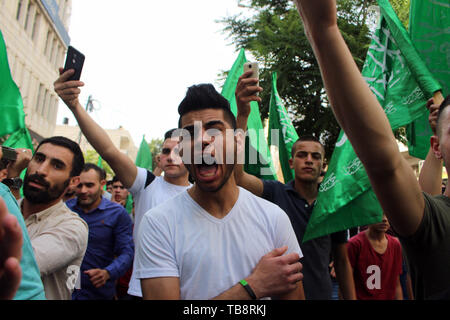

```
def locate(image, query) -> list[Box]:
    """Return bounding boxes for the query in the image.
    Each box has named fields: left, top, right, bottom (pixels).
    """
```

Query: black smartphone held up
left=63, top=46, right=85, bottom=81
left=1, top=146, right=17, bottom=162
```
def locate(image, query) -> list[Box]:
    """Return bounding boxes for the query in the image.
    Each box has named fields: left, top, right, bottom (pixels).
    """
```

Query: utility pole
left=77, top=95, right=94, bottom=144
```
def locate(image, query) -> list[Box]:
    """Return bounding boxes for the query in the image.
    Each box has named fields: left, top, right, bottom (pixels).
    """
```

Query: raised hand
left=293, top=0, right=338, bottom=37
left=54, top=68, right=85, bottom=111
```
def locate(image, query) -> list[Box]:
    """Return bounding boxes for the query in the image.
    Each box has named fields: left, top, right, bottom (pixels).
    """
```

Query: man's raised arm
left=54, top=69, right=137, bottom=188
left=233, top=71, right=265, bottom=197
left=293, top=0, right=424, bottom=237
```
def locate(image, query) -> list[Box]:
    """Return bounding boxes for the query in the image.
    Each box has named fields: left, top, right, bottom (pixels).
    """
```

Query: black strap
left=144, top=170, right=156, bottom=189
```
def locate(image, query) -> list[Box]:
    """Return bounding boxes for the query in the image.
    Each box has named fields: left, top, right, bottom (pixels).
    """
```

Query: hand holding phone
left=244, top=62, right=260, bottom=95
left=63, top=46, right=85, bottom=81
left=244, top=62, right=259, bottom=81
left=1, top=146, right=17, bottom=162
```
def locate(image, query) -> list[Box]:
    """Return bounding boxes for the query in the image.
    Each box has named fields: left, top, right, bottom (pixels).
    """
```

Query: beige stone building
left=0, top=0, right=72, bottom=140
left=53, top=124, right=138, bottom=162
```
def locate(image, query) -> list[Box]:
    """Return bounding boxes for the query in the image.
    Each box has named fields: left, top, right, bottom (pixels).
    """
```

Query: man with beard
left=20, top=136, right=88, bottom=300
left=134, top=84, right=304, bottom=300
left=54, top=71, right=192, bottom=298
left=67, top=164, right=134, bottom=300
left=292, top=0, right=450, bottom=299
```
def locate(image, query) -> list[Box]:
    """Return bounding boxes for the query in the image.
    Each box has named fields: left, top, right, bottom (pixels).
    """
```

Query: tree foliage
left=220, top=0, right=409, bottom=159
left=84, top=150, right=114, bottom=179
left=148, top=138, right=163, bottom=170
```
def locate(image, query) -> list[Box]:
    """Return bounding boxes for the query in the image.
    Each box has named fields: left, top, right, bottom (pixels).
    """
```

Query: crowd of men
left=1, top=0, right=449, bottom=301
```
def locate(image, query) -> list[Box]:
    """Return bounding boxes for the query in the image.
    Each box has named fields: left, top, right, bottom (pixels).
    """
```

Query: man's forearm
left=69, top=102, right=137, bottom=188
left=308, top=27, right=399, bottom=169
left=71, top=102, right=118, bottom=161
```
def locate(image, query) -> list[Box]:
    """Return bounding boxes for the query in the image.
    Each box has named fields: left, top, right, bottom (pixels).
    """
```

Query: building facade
left=53, top=124, right=138, bottom=162
left=0, top=0, right=72, bottom=140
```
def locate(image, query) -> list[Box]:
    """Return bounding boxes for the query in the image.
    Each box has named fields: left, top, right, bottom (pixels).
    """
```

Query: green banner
left=406, top=0, right=449, bottom=159
left=303, top=0, right=441, bottom=242
left=268, top=72, right=299, bottom=183
left=135, top=135, right=152, bottom=171
left=221, top=49, right=277, bottom=180
left=0, top=30, right=33, bottom=150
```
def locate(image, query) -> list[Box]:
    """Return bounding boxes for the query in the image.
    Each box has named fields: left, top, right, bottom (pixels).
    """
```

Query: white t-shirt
left=127, top=167, right=191, bottom=296
left=134, top=187, right=302, bottom=300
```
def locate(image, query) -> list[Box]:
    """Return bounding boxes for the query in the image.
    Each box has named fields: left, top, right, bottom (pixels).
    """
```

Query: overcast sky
left=57, top=0, right=251, bottom=146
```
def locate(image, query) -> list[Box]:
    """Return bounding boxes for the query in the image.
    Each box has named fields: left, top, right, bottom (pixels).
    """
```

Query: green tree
left=148, top=138, right=163, bottom=170
left=84, top=150, right=114, bottom=179
left=219, top=0, right=409, bottom=158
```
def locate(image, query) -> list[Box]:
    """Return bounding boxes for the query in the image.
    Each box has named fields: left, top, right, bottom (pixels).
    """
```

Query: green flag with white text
left=406, top=0, right=449, bottom=159
left=303, top=0, right=442, bottom=242
left=0, top=30, right=33, bottom=150
left=221, top=49, right=277, bottom=180
left=268, top=72, right=299, bottom=183
left=135, top=135, right=152, bottom=171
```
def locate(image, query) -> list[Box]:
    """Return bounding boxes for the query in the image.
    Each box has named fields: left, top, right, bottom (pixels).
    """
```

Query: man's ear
left=70, top=176, right=80, bottom=188
left=100, top=179, right=107, bottom=188
left=431, top=135, right=443, bottom=160
left=289, top=158, right=294, bottom=170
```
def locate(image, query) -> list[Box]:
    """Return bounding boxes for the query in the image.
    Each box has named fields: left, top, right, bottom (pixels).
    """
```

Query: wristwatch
left=2, top=177, right=23, bottom=190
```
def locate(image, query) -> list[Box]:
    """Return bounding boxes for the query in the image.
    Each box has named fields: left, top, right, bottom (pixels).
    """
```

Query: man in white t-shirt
left=54, top=72, right=192, bottom=298
left=135, top=84, right=305, bottom=300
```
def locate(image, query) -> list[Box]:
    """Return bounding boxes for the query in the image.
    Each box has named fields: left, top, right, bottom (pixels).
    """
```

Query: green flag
left=406, top=0, right=449, bottom=159
left=221, top=49, right=277, bottom=180
left=97, top=155, right=103, bottom=168
left=268, top=72, right=299, bottom=183
left=0, top=30, right=33, bottom=150
left=135, top=135, right=152, bottom=171
left=303, top=0, right=442, bottom=242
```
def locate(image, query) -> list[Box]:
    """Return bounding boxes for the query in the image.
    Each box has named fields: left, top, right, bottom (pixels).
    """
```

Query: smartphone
left=244, top=62, right=259, bottom=95
left=1, top=146, right=17, bottom=162
left=63, top=46, right=85, bottom=81
left=244, top=62, right=259, bottom=80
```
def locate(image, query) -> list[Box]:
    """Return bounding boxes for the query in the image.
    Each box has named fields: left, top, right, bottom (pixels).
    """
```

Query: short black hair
left=164, top=128, right=178, bottom=141
left=178, top=84, right=237, bottom=129
left=36, top=136, right=85, bottom=177
left=82, top=163, right=106, bottom=181
left=436, top=94, right=450, bottom=136
left=111, top=176, right=123, bottom=184
left=291, top=135, right=325, bottom=158
left=106, top=180, right=113, bottom=186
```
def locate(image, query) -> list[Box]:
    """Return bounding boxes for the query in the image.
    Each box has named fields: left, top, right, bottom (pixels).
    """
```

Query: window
left=24, top=2, right=34, bottom=31
left=42, top=89, right=49, bottom=117
left=50, top=38, right=57, bottom=63
left=31, top=11, right=40, bottom=41
left=16, top=0, right=23, bottom=21
left=36, top=83, right=44, bottom=113
left=44, top=30, right=51, bottom=55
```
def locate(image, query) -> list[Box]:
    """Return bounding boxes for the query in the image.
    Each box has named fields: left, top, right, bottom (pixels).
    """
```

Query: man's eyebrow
left=206, top=120, right=225, bottom=126
left=182, top=124, right=195, bottom=131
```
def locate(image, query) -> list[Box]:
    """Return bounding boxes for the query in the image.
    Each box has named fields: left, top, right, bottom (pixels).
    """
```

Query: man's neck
left=164, top=174, right=190, bottom=187
left=293, top=178, right=319, bottom=205
left=22, top=198, right=61, bottom=220
left=188, top=177, right=239, bottom=219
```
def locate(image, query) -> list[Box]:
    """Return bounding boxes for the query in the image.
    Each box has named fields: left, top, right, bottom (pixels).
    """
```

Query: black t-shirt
left=398, top=193, right=450, bottom=300
left=262, top=180, right=347, bottom=300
